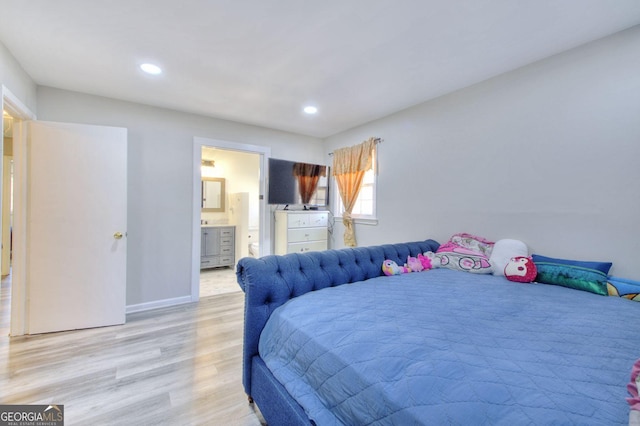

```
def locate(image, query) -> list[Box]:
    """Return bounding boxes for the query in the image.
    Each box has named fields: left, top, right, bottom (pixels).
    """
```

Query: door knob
left=113, top=232, right=124, bottom=240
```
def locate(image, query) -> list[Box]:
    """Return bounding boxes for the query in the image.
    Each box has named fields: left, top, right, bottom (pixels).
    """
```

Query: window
left=335, top=159, right=377, bottom=221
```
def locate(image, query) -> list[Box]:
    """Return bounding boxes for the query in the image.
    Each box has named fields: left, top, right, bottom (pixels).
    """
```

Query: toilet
left=249, top=242, right=260, bottom=258
left=248, top=228, right=259, bottom=258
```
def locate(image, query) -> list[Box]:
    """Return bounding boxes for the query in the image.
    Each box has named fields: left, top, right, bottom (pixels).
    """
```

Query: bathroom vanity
left=200, top=225, right=235, bottom=269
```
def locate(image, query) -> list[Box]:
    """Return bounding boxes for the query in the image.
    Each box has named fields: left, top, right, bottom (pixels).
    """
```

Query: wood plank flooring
left=200, top=267, right=241, bottom=298
left=0, top=273, right=266, bottom=425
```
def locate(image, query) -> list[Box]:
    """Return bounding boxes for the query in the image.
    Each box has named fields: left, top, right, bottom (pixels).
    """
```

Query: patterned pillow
left=532, top=254, right=612, bottom=295
left=436, top=233, right=494, bottom=274
left=606, top=277, right=640, bottom=302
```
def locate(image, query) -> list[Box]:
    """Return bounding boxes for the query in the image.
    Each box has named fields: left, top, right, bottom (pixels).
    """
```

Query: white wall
left=36, top=87, right=324, bottom=306
left=325, top=26, right=640, bottom=280
left=0, top=41, right=37, bottom=113
left=6, top=22, right=640, bottom=308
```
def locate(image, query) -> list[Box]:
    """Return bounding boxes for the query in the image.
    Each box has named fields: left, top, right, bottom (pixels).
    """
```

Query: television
left=267, top=158, right=330, bottom=208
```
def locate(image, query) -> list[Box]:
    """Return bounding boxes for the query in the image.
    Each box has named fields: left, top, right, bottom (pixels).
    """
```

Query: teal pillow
left=531, top=254, right=612, bottom=296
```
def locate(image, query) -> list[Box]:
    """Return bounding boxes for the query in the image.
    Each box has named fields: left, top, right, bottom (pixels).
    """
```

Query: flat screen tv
left=267, top=158, right=330, bottom=208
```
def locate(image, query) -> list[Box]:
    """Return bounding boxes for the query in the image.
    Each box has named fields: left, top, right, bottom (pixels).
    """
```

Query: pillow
left=504, top=256, right=537, bottom=283
left=606, top=276, right=640, bottom=302
left=489, top=239, right=528, bottom=276
left=532, top=254, right=612, bottom=295
left=436, top=233, right=494, bottom=274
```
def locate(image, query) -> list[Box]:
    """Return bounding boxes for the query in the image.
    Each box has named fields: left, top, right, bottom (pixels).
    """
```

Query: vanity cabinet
left=275, top=210, right=328, bottom=255
left=201, top=226, right=235, bottom=269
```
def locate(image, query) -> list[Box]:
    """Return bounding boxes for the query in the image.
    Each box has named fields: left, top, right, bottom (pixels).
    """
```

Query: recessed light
left=303, top=106, right=318, bottom=114
left=140, top=63, right=162, bottom=75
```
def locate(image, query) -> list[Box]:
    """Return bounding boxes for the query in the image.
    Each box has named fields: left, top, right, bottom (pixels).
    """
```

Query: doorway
left=0, top=110, right=14, bottom=334
left=191, top=137, right=270, bottom=302
left=1, top=111, right=14, bottom=278
left=199, top=147, right=259, bottom=297
left=2, top=85, right=36, bottom=336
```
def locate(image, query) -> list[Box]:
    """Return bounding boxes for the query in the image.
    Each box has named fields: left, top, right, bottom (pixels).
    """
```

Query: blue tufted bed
left=236, top=240, right=638, bottom=425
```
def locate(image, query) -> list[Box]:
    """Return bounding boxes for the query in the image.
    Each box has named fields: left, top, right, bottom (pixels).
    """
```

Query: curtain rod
left=328, top=137, right=383, bottom=156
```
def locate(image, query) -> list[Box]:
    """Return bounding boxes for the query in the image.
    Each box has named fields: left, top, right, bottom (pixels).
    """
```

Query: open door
left=26, top=121, right=127, bottom=334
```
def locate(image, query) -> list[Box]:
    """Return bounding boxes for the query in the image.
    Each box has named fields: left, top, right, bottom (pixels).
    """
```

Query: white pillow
left=489, top=239, right=528, bottom=276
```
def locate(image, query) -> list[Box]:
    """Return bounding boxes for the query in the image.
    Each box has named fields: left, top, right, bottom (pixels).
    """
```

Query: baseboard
left=126, top=295, right=193, bottom=314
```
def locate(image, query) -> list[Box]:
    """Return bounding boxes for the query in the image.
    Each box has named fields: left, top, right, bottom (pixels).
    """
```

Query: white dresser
left=274, top=210, right=328, bottom=255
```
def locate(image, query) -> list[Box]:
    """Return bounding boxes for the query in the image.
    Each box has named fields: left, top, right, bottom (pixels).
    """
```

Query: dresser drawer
left=201, top=255, right=235, bottom=268
left=220, top=237, right=234, bottom=246
left=219, top=228, right=234, bottom=238
left=287, top=227, right=327, bottom=243
left=200, top=256, right=220, bottom=268
left=219, top=246, right=234, bottom=255
left=219, top=255, right=235, bottom=266
left=286, top=212, right=328, bottom=228
left=287, top=213, right=310, bottom=228
left=286, top=240, right=327, bottom=254
left=307, top=212, right=328, bottom=227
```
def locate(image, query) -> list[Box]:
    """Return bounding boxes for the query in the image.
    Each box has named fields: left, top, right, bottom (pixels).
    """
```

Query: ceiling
left=1, top=1, right=639, bottom=138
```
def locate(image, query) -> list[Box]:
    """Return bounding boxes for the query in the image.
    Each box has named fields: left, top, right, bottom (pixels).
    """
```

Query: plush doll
left=423, top=251, right=441, bottom=268
left=382, top=259, right=410, bottom=276
left=406, top=255, right=424, bottom=272
left=504, top=256, right=537, bottom=283
left=417, top=253, right=433, bottom=270
left=627, top=359, right=640, bottom=414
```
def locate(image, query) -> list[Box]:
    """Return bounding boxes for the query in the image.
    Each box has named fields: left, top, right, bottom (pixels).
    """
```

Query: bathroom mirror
left=202, top=177, right=225, bottom=212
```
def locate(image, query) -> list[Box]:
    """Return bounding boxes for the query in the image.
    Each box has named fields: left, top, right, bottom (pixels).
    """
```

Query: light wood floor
left=199, top=267, right=240, bottom=298
left=0, top=272, right=266, bottom=425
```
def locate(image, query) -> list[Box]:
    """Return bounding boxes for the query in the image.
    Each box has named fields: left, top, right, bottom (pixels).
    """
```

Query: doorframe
left=2, top=85, right=36, bottom=336
left=191, top=137, right=270, bottom=302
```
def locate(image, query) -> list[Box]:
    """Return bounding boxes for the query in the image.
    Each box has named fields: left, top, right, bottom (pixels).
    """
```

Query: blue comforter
left=259, top=268, right=638, bottom=425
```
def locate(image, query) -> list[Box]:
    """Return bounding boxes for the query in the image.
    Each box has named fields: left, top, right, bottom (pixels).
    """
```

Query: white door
left=27, top=121, right=127, bottom=334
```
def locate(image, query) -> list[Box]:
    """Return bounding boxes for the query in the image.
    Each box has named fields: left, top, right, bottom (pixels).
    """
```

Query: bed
left=236, top=239, right=638, bottom=425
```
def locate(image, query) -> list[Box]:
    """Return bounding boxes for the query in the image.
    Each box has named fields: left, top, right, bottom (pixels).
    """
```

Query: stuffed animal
left=423, top=251, right=441, bottom=268
left=417, top=253, right=433, bottom=270
left=406, top=255, right=424, bottom=272
left=627, top=358, right=640, bottom=412
left=382, top=259, right=410, bottom=276
left=504, top=256, right=537, bottom=283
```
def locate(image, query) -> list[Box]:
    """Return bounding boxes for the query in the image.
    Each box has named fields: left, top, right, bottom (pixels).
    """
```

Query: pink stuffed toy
left=504, top=256, right=537, bottom=283
left=406, top=255, right=423, bottom=272
left=627, top=359, right=640, bottom=413
left=382, top=259, right=410, bottom=276
left=417, top=253, right=433, bottom=270
left=423, top=251, right=441, bottom=269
